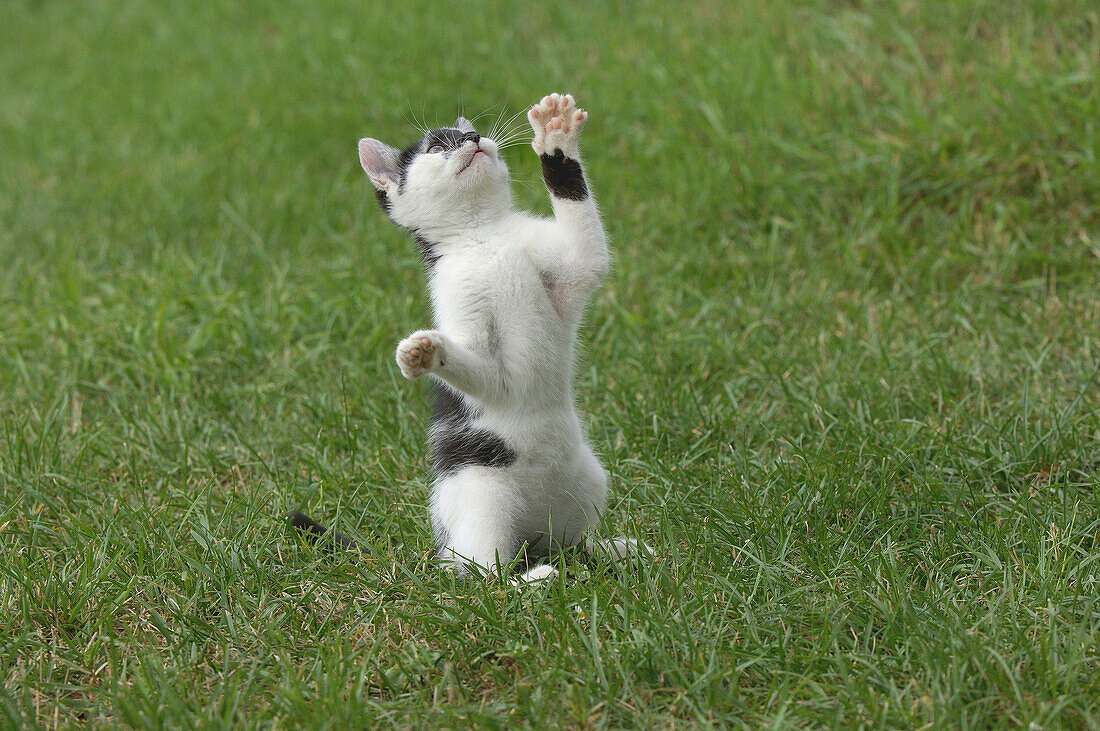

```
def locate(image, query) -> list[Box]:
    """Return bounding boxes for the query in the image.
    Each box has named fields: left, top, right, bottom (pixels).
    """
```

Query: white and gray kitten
left=294, top=94, right=646, bottom=582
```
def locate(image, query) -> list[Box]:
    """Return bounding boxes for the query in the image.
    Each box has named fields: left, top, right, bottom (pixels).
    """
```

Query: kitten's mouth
left=457, top=147, right=487, bottom=175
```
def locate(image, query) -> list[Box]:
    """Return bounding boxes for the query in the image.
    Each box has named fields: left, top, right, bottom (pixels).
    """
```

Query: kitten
left=294, top=94, right=646, bottom=582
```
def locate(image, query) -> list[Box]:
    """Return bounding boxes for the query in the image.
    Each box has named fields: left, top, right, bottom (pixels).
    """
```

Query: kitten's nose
left=461, top=132, right=480, bottom=146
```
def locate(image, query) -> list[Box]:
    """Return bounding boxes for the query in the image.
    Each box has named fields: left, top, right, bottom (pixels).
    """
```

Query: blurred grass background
left=1, top=0, right=1098, bottom=726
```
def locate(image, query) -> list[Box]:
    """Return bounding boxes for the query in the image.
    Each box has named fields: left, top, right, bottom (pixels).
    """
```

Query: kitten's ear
left=358, top=138, right=401, bottom=192
left=454, top=116, right=475, bottom=134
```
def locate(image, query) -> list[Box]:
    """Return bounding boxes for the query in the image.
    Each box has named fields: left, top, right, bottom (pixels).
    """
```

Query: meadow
left=1, top=0, right=1098, bottom=726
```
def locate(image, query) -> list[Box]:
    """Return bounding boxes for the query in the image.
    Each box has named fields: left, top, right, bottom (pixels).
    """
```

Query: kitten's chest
left=430, top=248, right=558, bottom=348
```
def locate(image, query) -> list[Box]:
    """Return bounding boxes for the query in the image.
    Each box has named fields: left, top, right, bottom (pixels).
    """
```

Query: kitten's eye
left=427, top=143, right=445, bottom=153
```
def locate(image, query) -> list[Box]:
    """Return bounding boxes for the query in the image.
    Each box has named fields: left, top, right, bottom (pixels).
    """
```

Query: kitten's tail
left=286, top=511, right=366, bottom=554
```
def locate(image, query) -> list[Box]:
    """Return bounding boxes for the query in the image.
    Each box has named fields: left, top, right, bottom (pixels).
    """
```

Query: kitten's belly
left=474, top=397, right=581, bottom=446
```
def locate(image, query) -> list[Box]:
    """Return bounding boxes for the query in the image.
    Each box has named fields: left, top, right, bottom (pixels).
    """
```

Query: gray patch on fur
left=487, top=315, right=501, bottom=356
left=539, top=270, right=566, bottom=318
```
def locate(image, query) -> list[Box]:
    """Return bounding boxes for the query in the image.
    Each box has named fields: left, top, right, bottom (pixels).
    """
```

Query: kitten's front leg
left=395, top=331, right=444, bottom=380
left=396, top=330, right=503, bottom=400
left=529, top=92, right=589, bottom=201
left=528, top=94, right=608, bottom=292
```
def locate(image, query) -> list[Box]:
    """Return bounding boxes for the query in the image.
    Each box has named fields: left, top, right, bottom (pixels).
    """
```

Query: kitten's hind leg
left=512, top=564, right=559, bottom=585
left=432, top=467, right=523, bottom=579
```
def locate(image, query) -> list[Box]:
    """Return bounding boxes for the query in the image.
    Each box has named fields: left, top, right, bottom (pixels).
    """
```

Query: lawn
left=1, top=0, right=1098, bottom=726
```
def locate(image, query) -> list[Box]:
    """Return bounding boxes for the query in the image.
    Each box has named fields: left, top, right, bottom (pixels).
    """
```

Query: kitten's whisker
left=477, top=104, right=505, bottom=139
left=495, top=121, right=529, bottom=142
left=489, top=108, right=527, bottom=142
left=496, top=107, right=523, bottom=126
left=485, top=105, right=510, bottom=140
left=418, top=104, right=437, bottom=134
left=491, top=132, right=523, bottom=147
left=405, top=104, right=420, bottom=134
left=501, top=122, right=529, bottom=138
left=498, top=119, right=531, bottom=142
left=495, top=129, right=532, bottom=149
left=405, top=103, right=435, bottom=138
left=497, top=110, right=528, bottom=138
left=471, top=105, right=499, bottom=124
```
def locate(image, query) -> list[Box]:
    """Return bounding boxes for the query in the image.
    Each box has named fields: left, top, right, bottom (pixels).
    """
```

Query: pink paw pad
left=529, top=92, right=587, bottom=155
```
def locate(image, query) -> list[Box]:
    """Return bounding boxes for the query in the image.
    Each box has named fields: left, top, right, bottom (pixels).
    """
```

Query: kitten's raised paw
left=396, top=330, right=444, bottom=379
left=529, top=92, right=587, bottom=158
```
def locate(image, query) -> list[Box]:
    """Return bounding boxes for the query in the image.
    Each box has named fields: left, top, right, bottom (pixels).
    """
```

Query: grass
left=1, top=0, right=1098, bottom=726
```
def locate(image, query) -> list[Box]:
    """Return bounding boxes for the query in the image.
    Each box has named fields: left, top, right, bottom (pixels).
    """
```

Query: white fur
left=514, top=564, right=559, bottom=585
left=362, top=94, right=649, bottom=581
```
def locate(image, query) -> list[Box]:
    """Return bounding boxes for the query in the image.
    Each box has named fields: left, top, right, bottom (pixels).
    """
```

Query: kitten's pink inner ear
left=358, top=138, right=398, bottom=190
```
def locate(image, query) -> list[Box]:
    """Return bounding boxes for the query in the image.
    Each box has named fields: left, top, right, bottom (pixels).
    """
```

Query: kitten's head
left=358, top=117, right=511, bottom=234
